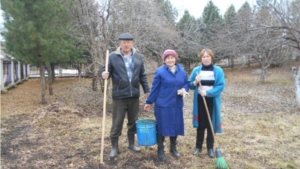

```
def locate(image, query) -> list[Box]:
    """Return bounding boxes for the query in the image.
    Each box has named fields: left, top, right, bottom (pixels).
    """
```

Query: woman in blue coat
left=189, top=49, right=225, bottom=158
left=144, top=49, right=189, bottom=161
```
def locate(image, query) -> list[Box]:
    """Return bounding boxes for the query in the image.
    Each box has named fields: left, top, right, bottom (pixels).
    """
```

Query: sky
left=169, top=0, right=256, bottom=19
left=0, top=0, right=256, bottom=23
left=0, top=0, right=256, bottom=35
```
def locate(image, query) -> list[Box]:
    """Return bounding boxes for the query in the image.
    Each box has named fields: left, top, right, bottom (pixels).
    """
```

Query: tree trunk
left=292, top=66, right=300, bottom=109
left=248, top=56, right=251, bottom=67
left=92, top=76, right=98, bottom=91
left=39, top=60, right=47, bottom=104
left=260, top=67, right=266, bottom=83
left=48, top=78, right=53, bottom=95
left=50, top=63, right=55, bottom=83
left=78, top=63, right=82, bottom=77
left=92, top=63, right=98, bottom=91
left=45, top=65, right=53, bottom=95
left=230, top=55, right=234, bottom=70
left=99, top=77, right=104, bottom=93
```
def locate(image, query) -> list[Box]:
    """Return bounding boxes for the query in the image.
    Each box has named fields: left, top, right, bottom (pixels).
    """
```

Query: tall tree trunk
left=39, top=60, right=47, bottom=104
left=45, top=65, right=53, bottom=95
left=50, top=63, right=55, bottom=83
left=92, top=63, right=98, bottom=91
left=99, top=78, right=104, bottom=93
left=48, top=77, right=53, bottom=95
left=46, top=65, right=53, bottom=95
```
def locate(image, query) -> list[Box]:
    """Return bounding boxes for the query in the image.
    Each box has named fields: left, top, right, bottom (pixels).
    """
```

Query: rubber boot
left=207, top=125, right=215, bottom=158
left=109, top=137, right=119, bottom=160
left=157, top=134, right=166, bottom=161
left=170, top=136, right=180, bottom=157
left=128, top=134, right=141, bottom=152
left=193, top=128, right=204, bottom=155
left=207, top=148, right=215, bottom=158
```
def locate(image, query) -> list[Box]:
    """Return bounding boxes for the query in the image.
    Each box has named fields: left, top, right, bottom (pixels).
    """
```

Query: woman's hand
left=144, top=104, right=151, bottom=112
left=195, top=74, right=201, bottom=84
left=178, top=88, right=189, bottom=97
left=200, top=89, right=207, bottom=96
left=178, top=88, right=185, bottom=96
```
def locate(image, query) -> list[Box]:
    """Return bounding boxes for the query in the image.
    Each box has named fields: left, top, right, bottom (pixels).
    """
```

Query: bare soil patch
left=1, top=64, right=300, bottom=169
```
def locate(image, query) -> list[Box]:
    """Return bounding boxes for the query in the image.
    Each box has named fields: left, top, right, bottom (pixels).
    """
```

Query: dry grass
left=1, top=63, right=300, bottom=169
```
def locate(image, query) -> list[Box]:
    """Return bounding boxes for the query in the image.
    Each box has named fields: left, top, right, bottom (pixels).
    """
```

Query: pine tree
left=224, top=4, right=236, bottom=26
left=199, top=0, right=223, bottom=42
left=202, top=0, right=223, bottom=24
left=2, top=0, right=81, bottom=104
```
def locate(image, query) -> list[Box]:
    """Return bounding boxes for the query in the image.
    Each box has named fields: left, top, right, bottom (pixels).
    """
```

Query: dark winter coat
left=103, top=47, right=149, bottom=99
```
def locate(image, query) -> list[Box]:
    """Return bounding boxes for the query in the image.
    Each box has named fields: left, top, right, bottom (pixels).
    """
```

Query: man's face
left=120, top=40, right=134, bottom=54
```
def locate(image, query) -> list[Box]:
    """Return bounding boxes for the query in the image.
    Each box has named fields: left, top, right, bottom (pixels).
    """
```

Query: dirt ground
left=1, top=64, right=300, bottom=169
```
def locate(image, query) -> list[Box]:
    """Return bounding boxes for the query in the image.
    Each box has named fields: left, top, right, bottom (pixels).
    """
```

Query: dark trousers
left=196, top=94, right=214, bottom=149
left=110, top=97, right=139, bottom=138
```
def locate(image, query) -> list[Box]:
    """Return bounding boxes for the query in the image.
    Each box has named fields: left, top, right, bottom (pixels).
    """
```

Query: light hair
left=199, top=49, right=215, bottom=63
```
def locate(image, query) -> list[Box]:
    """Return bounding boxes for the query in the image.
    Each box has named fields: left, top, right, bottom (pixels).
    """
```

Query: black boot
left=207, top=126, right=215, bottom=158
left=170, top=136, right=180, bottom=157
left=157, top=134, right=166, bottom=161
left=207, top=148, right=215, bottom=158
left=128, top=134, right=141, bottom=152
left=109, top=137, right=119, bottom=160
left=193, top=148, right=202, bottom=155
left=193, top=128, right=204, bottom=155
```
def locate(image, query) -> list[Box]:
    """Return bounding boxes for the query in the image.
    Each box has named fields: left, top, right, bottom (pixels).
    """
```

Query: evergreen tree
left=224, top=4, right=236, bottom=25
left=199, top=0, right=223, bottom=44
left=176, top=10, right=199, bottom=72
left=176, top=10, right=198, bottom=32
left=2, top=0, right=81, bottom=104
left=156, top=0, right=178, bottom=25
left=238, top=1, right=252, bottom=18
left=202, top=0, right=223, bottom=24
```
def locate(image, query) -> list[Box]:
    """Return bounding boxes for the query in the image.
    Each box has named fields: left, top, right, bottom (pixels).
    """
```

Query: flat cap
left=118, top=33, right=134, bottom=40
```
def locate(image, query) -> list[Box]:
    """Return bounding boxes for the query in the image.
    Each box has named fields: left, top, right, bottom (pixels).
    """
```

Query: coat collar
left=115, top=47, right=137, bottom=56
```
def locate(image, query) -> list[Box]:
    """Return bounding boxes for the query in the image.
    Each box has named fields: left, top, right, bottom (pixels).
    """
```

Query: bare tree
left=107, top=0, right=180, bottom=65
left=240, top=5, right=290, bottom=82
left=73, top=0, right=101, bottom=90
left=70, top=0, right=183, bottom=91
left=208, top=1, right=292, bottom=82
left=258, top=0, right=300, bottom=51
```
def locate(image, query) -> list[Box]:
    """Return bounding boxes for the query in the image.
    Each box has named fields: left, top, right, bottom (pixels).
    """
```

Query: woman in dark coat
left=144, top=49, right=189, bottom=161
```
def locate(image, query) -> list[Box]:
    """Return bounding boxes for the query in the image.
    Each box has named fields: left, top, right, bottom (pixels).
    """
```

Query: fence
left=29, top=66, right=80, bottom=78
left=0, top=62, right=80, bottom=93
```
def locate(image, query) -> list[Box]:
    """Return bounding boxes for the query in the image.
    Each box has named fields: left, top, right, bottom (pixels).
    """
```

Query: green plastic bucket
left=136, top=119, right=157, bottom=146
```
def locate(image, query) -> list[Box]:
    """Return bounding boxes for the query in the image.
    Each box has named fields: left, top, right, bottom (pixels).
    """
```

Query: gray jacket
left=103, top=47, right=149, bottom=99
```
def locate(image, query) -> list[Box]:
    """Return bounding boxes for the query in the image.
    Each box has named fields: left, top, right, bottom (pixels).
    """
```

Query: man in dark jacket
left=102, top=32, right=150, bottom=160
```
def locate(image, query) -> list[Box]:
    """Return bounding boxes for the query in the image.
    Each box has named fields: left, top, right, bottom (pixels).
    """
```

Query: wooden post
left=100, top=50, right=109, bottom=164
left=0, top=58, right=4, bottom=91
